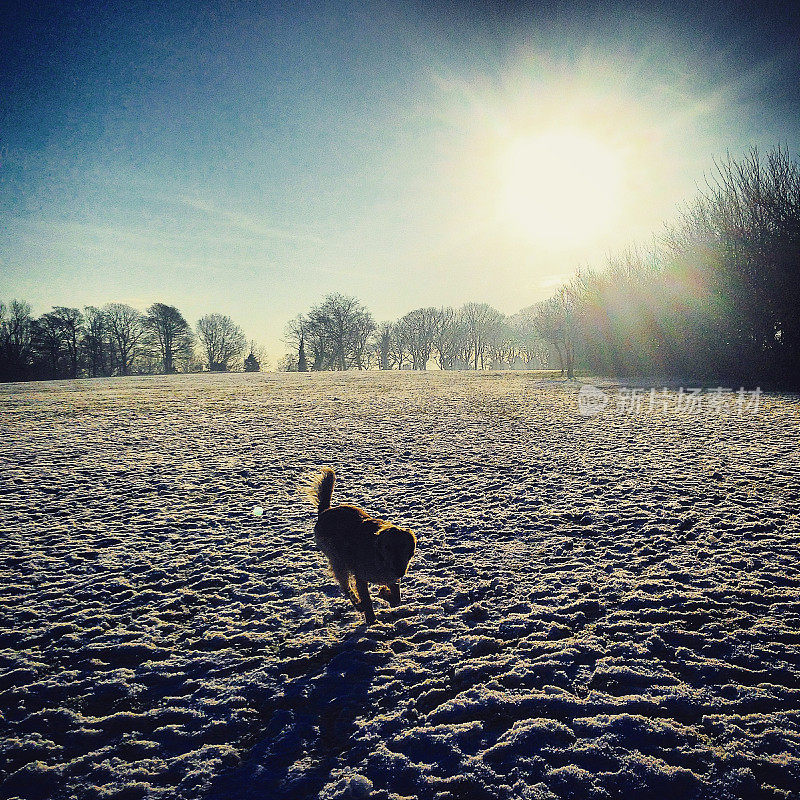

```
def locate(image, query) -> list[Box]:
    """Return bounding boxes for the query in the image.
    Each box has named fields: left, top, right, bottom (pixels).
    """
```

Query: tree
left=677, top=146, right=800, bottom=382
left=297, top=334, right=308, bottom=372
left=556, top=287, right=576, bottom=379
left=302, top=294, right=376, bottom=370
left=51, top=307, right=85, bottom=378
left=461, top=302, right=505, bottom=369
left=387, top=321, right=410, bottom=370
left=510, top=308, right=548, bottom=369
left=82, top=306, right=108, bottom=377
left=32, top=312, right=66, bottom=378
left=146, top=303, right=194, bottom=374
left=351, top=312, right=376, bottom=369
left=103, top=303, right=147, bottom=376
left=489, top=319, right=519, bottom=368
left=532, top=294, right=575, bottom=378
left=244, top=351, right=260, bottom=372
left=559, top=147, right=800, bottom=386
left=397, top=307, right=438, bottom=370
left=244, top=340, right=267, bottom=372
left=432, top=307, right=467, bottom=370
left=285, top=316, right=309, bottom=371
left=29, top=307, right=85, bottom=380
left=277, top=353, right=298, bottom=371
left=376, top=322, right=393, bottom=370
left=0, top=300, right=34, bottom=381
left=196, top=313, right=247, bottom=371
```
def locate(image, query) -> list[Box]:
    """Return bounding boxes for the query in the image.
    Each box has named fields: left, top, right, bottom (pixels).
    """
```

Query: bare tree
left=675, top=146, right=800, bottom=375
left=432, top=307, right=467, bottom=369
left=244, top=340, right=260, bottom=372
left=510, top=308, right=548, bottom=368
left=32, top=307, right=85, bottom=378
left=146, top=303, right=194, bottom=374
left=461, top=302, right=505, bottom=369
left=352, top=312, right=376, bottom=369
left=388, top=321, right=410, bottom=370
left=489, top=319, right=519, bottom=368
left=277, top=353, right=298, bottom=371
left=376, top=322, right=393, bottom=370
left=284, top=315, right=310, bottom=371
left=397, top=307, right=438, bottom=370
left=304, top=294, right=376, bottom=370
left=558, top=286, right=576, bottom=379
left=532, top=289, right=575, bottom=378
left=104, top=303, right=147, bottom=376
left=58, top=307, right=85, bottom=378
left=0, top=300, right=34, bottom=380
left=32, top=312, right=66, bottom=378
left=82, top=306, right=111, bottom=377
left=254, top=342, right=270, bottom=371
left=196, top=313, right=247, bottom=371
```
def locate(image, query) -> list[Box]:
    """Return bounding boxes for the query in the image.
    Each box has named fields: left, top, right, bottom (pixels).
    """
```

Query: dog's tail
left=298, top=467, right=336, bottom=515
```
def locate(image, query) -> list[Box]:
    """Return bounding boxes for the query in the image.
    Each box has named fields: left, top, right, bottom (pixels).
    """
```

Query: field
left=1, top=371, right=800, bottom=800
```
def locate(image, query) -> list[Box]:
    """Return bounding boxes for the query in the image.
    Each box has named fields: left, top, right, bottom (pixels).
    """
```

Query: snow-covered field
left=1, top=371, right=799, bottom=800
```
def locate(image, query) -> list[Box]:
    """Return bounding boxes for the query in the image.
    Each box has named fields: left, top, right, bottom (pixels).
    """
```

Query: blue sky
left=2, top=0, right=799, bottom=363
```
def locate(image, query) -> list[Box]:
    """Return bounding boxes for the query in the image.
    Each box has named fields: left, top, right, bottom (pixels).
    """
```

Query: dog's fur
left=300, top=467, right=416, bottom=624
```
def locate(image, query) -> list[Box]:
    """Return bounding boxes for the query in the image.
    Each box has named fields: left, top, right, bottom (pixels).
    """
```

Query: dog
left=300, top=467, right=416, bottom=624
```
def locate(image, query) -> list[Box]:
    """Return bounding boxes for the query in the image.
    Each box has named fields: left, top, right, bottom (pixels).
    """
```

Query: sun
left=501, top=129, right=622, bottom=246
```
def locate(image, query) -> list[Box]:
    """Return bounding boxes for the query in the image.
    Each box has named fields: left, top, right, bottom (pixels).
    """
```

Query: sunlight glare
left=501, top=129, right=622, bottom=247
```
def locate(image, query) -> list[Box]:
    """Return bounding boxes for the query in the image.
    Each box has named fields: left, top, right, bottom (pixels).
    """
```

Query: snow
left=1, top=371, right=799, bottom=799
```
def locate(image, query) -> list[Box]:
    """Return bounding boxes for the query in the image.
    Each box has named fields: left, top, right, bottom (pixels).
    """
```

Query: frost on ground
left=1, top=371, right=799, bottom=800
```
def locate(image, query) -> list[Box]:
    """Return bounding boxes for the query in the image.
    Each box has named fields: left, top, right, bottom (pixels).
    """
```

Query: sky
left=2, top=0, right=799, bottom=364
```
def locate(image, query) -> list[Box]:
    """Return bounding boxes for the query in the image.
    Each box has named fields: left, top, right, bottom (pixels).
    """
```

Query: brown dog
left=301, top=467, right=416, bottom=624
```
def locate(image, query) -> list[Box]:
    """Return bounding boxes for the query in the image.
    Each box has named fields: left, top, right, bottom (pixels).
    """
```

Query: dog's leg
left=355, top=579, right=376, bottom=624
left=388, top=582, right=401, bottom=607
left=377, top=584, right=401, bottom=607
left=332, top=564, right=360, bottom=608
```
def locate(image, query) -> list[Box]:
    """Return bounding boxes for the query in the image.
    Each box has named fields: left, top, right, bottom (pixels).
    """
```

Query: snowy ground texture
left=2, top=372, right=800, bottom=800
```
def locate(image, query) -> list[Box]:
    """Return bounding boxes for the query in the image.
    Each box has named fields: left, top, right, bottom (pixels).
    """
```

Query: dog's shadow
left=205, top=626, right=391, bottom=799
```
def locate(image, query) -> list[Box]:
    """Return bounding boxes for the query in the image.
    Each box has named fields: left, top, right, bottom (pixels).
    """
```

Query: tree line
left=280, top=295, right=555, bottom=371
left=0, top=302, right=263, bottom=381
left=282, top=148, right=799, bottom=385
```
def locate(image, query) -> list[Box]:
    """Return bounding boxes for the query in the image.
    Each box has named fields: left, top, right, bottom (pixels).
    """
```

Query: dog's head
left=377, top=525, right=417, bottom=579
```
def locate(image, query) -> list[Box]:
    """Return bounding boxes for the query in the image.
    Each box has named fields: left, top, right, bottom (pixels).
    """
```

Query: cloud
left=177, top=195, right=324, bottom=245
